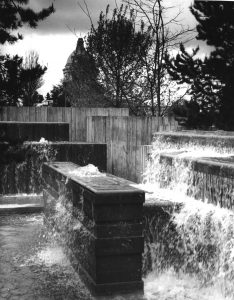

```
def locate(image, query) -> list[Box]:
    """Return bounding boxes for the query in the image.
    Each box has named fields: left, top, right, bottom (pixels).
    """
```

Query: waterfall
left=0, top=141, right=57, bottom=195
left=142, top=136, right=234, bottom=300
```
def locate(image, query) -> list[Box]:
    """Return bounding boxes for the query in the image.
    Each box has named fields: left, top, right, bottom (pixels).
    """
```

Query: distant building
left=63, top=38, right=86, bottom=80
left=62, top=37, right=106, bottom=108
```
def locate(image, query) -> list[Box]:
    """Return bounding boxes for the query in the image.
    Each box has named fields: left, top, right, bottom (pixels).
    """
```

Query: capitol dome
left=66, top=51, right=75, bottom=67
left=63, top=38, right=86, bottom=79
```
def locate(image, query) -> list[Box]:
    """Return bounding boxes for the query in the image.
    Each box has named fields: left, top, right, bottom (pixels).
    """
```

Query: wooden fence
left=86, top=116, right=178, bottom=182
left=0, top=107, right=129, bottom=141
left=0, top=107, right=178, bottom=182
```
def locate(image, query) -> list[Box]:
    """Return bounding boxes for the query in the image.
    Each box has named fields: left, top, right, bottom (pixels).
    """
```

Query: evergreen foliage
left=0, top=0, right=54, bottom=106
left=50, top=83, right=68, bottom=107
left=0, top=52, right=46, bottom=106
left=20, top=51, right=47, bottom=106
left=0, top=0, right=54, bottom=44
left=166, top=1, right=234, bottom=130
left=0, top=54, right=22, bottom=105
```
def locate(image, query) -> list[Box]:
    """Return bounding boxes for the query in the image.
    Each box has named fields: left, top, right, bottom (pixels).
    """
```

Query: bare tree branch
left=123, top=0, right=195, bottom=116
left=77, top=0, right=94, bottom=28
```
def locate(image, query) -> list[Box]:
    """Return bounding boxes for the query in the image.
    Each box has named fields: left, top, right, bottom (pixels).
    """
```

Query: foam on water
left=68, top=164, right=106, bottom=177
left=29, top=137, right=50, bottom=144
left=37, top=246, right=70, bottom=267
left=144, top=269, right=229, bottom=300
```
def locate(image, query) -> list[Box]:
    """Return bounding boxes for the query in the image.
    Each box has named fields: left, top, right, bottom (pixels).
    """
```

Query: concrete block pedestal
left=42, top=162, right=145, bottom=296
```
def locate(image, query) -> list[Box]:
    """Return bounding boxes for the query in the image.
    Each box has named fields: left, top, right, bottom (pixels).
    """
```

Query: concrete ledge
left=160, top=151, right=234, bottom=209
left=42, top=161, right=145, bottom=296
left=154, top=131, right=234, bottom=147
left=0, top=194, right=43, bottom=204
left=160, top=151, right=234, bottom=178
left=0, top=194, right=44, bottom=215
left=0, top=204, right=43, bottom=215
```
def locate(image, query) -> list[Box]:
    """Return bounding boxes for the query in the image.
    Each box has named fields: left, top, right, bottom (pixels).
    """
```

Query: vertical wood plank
left=0, top=107, right=7, bottom=120
left=64, top=107, right=72, bottom=141
left=126, top=117, right=135, bottom=181
left=56, top=107, right=63, bottom=122
left=71, top=107, right=76, bottom=141
left=86, top=116, right=93, bottom=142
left=28, top=107, right=36, bottom=122
left=135, top=118, right=143, bottom=183
left=106, top=117, right=112, bottom=174
left=47, top=106, right=54, bottom=122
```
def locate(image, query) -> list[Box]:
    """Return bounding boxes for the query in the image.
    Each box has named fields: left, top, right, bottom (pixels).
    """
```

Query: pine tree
left=0, top=52, right=47, bottom=106
left=20, top=51, right=47, bottom=106
left=166, top=44, right=221, bottom=128
left=50, top=83, right=68, bottom=107
left=0, top=54, right=23, bottom=105
left=166, top=1, right=234, bottom=129
left=0, top=0, right=54, bottom=44
left=192, top=1, right=234, bottom=129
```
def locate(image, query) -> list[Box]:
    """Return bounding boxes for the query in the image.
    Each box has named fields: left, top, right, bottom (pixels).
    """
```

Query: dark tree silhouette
left=166, top=1, right=234, bottom=130
left=0, top=0, right=54, bottom=106
left=50, top=83, right=69, bottom=107
left=166, top=44, right=221, bottom=128
left=20, top=51, right=47, bottom=106
left=0, top=54, right=23, bottom=105
left=0, top=0, right=54, bottom=45
left=0, top=52, right=46, bottom=106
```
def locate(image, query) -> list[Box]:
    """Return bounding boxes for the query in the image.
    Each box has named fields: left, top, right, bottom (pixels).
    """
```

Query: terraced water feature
left=2, top=125, right=234, bottom=299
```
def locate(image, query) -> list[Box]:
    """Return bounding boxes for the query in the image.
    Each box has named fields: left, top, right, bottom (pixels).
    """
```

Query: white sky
left=2, top=0, right=206, bottom=96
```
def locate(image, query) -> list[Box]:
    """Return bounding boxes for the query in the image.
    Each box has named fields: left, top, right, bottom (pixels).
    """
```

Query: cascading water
left=142, top=137, right=234, bottom=300
left=0, top=138, right=57, bottom=195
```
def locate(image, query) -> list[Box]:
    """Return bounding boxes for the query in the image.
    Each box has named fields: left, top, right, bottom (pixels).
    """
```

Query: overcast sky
left=3, top=0, right=202, bottom=96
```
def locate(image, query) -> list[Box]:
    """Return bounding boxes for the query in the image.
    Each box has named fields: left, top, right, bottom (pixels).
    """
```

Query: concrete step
left=0, top=194, right=44, bottom=215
